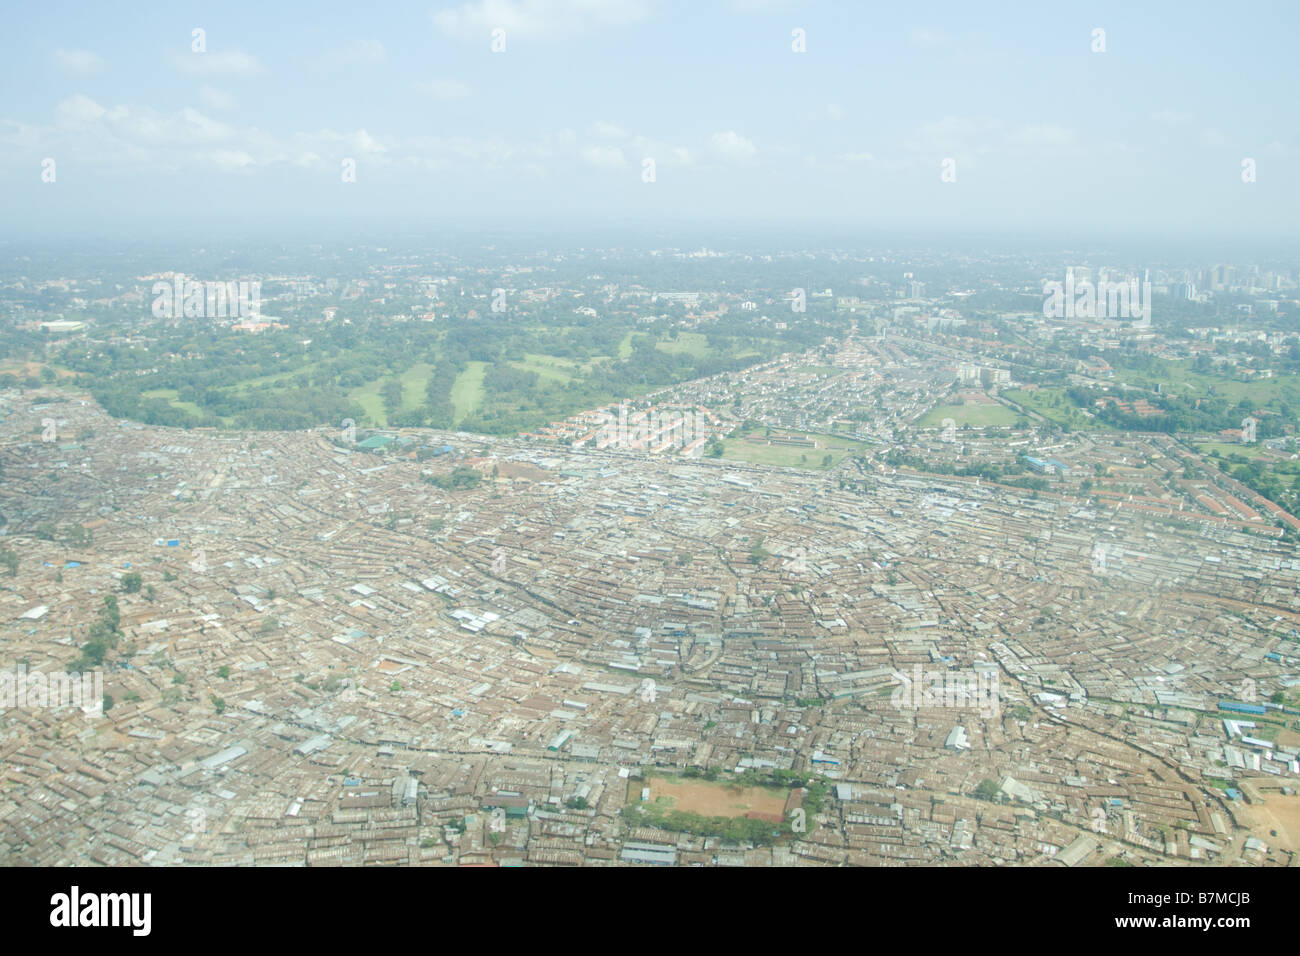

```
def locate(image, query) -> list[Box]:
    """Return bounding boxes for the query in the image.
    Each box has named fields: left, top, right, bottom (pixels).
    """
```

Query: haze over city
left=2, top=0, right=1298, bottom=237
left=2, top=6, right=1299, bottom=931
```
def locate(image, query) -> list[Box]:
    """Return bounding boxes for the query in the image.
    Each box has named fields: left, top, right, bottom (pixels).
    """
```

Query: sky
left=2, top=0, right=1298, bottom=240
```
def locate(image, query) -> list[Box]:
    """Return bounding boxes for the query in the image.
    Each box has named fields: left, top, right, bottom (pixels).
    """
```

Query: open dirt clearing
left=632, top=775, right=788, bottom=820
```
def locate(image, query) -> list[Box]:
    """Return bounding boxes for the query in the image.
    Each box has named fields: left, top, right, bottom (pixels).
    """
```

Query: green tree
left=76, top=640, right=107, bottom=670
left=974, top=779, right=1001, bottom=801
left=102, top=595, right=120, bottom=632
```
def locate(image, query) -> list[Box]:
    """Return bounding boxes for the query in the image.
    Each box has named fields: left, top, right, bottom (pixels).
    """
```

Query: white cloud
left=174, top=107, right=239, bottom=144
left=626, top=134, right=693, bottom=168
left=39, top=96, right=251, bottom=169
left=352, top=129, right=389, bottom=155
left=1009, top=123, right=1076, bottom=148
left=212, top=149, right=256, bottom=169
left=592, top=121, right=628, bottom=140
left=433, top=0, right=650, bottom=43
left=170, top=49, right=266, bottom=76
left=710, top=130, right=756, bottom=161
left=5, top=92, right=708, bottom=183
left=54, top=94, right=107, bottom=125
left=198, top=85, right=236, bottom=111
left=54, top=49, right=103, bottom=73
left=416, top=79, right=471, bottom=101
left=21, top=96, right=267, bottom=173
left=580, top=144, right=627, bottom=168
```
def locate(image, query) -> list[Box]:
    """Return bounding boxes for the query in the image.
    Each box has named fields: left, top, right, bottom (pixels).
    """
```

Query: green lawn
left=717, top=431, right=867, bottom=470
left=400, top=363, right=434, bottom=411
left=656, top=332, right=711, bottom=358
left=617, top=331, right=637, bottom=359
left=1003, top=388, right=1100, bottom=431
left=1196, top=441, right=1270, bottom=461
left=510, top=353, right=578, bottom=385
left=140, top=388, right=204, bottom=419
left=231, top=360, right=323, bottom=393
left=1119, top=361, right=1300, bottom=407
left=451, top=361, right=487, bottom=423
left=917, top=402, right=1021, bottom=428
left=349, top=379, right=388, bottom=426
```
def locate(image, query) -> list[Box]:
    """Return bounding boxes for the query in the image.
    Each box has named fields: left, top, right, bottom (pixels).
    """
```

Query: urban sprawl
left=3, top=243, right=1300, bottom=867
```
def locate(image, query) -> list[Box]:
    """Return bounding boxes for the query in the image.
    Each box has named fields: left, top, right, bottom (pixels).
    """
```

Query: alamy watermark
left=1043, top=268, right=1150, bottom=328
left=593, top=403, right=712, bottom=453
left=50, top=886, right=151, bottom=936
left=1, top=664, right=104, bottom=716
left=890, top=664, right=1000, bottom=719
left=152, top=275, right=261, bottom=319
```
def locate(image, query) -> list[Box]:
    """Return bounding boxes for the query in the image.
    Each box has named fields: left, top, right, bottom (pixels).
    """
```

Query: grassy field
left=917, top=402, right=1021, bottom=428
left=656, top=331, right=711, bottom=358
left=399, top=363, right=434, bottom=411
left=349, top=378, right=388, bottom=425
left=1003, top=387, right=1100, bottom=431
left=1197, top=441, right=1272, bottom=461
left=43, top=314, right=796, bottom=434
left=231, top=359, right=324, bottom=393
left=1, top=360, right=78, bottom=382
left=617, top=331, right=637, bottom=359
left=718, top=430, right=867, bottom=470
left=509, top=353, right=579, bottom=385
left=450, top=361, right=487, bottom=423
left=140, top=388, right=204, bottom=419
left=1119, top=360, right=1300, bottom=406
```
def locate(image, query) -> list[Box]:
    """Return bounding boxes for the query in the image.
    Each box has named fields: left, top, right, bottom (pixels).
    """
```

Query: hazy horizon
left=3, top=0, right=1298, bottom=239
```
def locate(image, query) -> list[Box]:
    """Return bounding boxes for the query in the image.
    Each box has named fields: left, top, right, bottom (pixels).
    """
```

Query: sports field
left=917, top=402, right=1021, bottom=428
left=1239, top=781, right=1300, bottom=853
left=631, top=774, right=787, bottom=821
left=717, top=430, right=866, bottom=470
